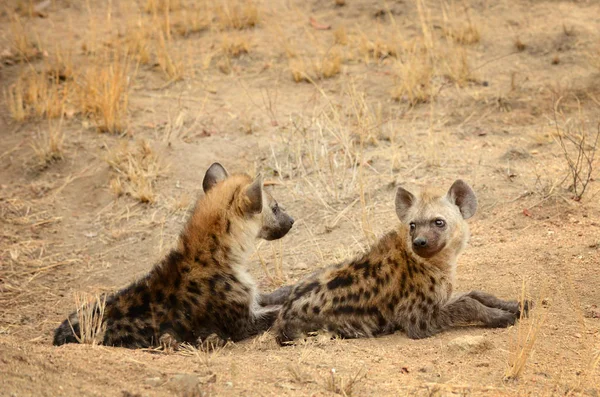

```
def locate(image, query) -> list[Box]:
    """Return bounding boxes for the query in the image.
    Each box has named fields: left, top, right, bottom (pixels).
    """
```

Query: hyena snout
left=413, top=236, right=428, bottom=247
left=260, top=210, right=294, bottom=241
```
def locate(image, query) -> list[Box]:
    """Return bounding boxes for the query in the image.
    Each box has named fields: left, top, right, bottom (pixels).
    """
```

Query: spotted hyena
left=53, top=163, right=294, bottom=348
left=273, top=180, right=529, bottom=344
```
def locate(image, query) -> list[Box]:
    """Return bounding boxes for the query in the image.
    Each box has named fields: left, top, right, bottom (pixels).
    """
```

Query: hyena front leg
left=407, top=295, right=518, bottom=339
left=440, top=294, right=518, bottom=329
left=259, top=285, right=294, bottom=306
left=464, top=291, right=531, bottom=317
left=273, top=307, right=325, bottom=345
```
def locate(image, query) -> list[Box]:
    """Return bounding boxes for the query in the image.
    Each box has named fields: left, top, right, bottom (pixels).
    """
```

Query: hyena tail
left=53, top=312, right=81, bottom=346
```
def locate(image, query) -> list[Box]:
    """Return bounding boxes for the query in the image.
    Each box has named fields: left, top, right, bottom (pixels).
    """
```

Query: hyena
left=53, top=163, right=294, bottom=348
left=273, top=180, right=529, bottom=344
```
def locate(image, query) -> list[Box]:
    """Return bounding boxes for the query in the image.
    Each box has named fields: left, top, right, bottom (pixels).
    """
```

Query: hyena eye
left=409, top=222, right=416, bottom=232
left=434, top=219, right=446, bottom=228
left=272, top=203, right=279, bottom=214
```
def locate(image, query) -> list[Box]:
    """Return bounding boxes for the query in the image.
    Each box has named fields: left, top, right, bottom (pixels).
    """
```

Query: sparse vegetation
left=70, top=293, right=107, bottom=345
left=552, top=100, right=600, bottom=201
left=79, top=52, right=132, bottom=133
left=105, top=139, right=164, bottom=203
left=215, top=0, right=259, bottom=30
left=30, top=121, right=65, bottom=168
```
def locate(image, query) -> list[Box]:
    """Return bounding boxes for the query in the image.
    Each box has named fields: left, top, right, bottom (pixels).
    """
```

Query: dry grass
left=70, top=293, right=107, bottom=345
left=215, top=0, right=259, bottom=30
left=31, top=121, right=66, bottom=168
left=8, top=13, right=40, bottom=62
left=324, top=367, right=366, bottom=397
left=392, top=43, right=434, bottom=105
left=155, top=31, right=186, bottom=81
left=221, top=34, right=250, bottom=58
left=504, top=283, right=548, bottom=381
left=4, top=69, right=70, bottom=121
left=145, top=0, right=182, bottom=14
left=105, top=139, right=164, bottom=203
left=79, top=52, right=132, bottom=133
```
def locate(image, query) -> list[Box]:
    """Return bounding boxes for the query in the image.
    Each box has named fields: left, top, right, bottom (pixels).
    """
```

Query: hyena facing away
left=54, top=163, right=294, bottom=348
left=274, top=180, right=529, bottom=344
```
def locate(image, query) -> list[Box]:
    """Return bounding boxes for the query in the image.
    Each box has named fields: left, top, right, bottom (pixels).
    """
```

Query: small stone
left=295, top=262, right=308, bottom=271
left=447, top=335, right=493, bottom=354
left=144, top=377, right=163, bottom=387
left=168, top=374, right=200, bottom=393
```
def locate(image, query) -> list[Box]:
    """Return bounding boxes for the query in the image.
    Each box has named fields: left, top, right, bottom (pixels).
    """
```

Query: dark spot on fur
left=225, top=219, right=231, bottom=234
left=363, top=291, right=371, bottom=300
left=426, top=297, right=433, bottom=305
left=302, top=302, right=310, bottom=313
left=173, top=275, right=182, bottom=290
left=111, top=307, right=124, bottom=320
left=166, top=250, right=184, bottom=268
left=228, top=186, right=241, bottom=208
left=410, top=315, right=417, bottom=325
left=293, top=281, right=320, bottom=299
left=154, top=290, right=165, bottom=303
left=419, top=320, right=427, bottom=331
left=187, top=281, right=202, bottom=296
left=327, top=274, right=354, bottom=290
left=332, top=297, right=339, bottom=305
left=313, top=306, right=321, bottom=315
left=334, top=306, right=357, bottom=315
left=224, top=282, right=232, bottom=291
left=168, top=293, right=178, bottom=307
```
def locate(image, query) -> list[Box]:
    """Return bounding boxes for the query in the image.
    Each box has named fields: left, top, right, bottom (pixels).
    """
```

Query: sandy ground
left=1, top=0, right=599, bottom=396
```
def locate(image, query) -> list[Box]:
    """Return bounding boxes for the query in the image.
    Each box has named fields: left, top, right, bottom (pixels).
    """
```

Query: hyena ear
left=202, top=163, right=229, bottom=193
left=245, top=174, right=263, bottom=214
left=447, top=179, right=477, bottom=219
left=395, top=186, right=416, bottom=221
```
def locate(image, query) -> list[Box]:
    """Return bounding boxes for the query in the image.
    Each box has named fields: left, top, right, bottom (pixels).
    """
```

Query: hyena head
left=395, top=180, right=477, bottom=259
left=202, top=163, right=294, bottom=241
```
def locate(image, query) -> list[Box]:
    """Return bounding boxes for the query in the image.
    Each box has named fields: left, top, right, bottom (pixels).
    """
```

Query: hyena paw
left=197, top=334, right=228, bottom=351
left=487, top=310, right=518, bottom=328
left=517, top=300, right=533, bottom=318
left=159, top=333, right=180, bottom=352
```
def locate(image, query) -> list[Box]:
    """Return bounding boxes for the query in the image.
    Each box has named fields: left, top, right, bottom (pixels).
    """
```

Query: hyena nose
left=289, top=217, right=295, bottom=225
left=413, top=237, right=428, bottom=247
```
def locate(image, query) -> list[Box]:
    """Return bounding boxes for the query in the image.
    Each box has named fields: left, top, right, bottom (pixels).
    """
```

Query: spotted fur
left=273, top=180, right=528, bottom=344
left=53, top=163, right=294, bottom=348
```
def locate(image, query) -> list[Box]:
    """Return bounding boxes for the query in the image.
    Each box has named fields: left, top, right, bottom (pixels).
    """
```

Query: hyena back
left=54, top=163, right=294, bottom=348
left=274, top=180, right=528, bottom=344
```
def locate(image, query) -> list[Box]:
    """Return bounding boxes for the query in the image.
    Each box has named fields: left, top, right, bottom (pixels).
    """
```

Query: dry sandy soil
left=1, top=0, right=600, bottom=396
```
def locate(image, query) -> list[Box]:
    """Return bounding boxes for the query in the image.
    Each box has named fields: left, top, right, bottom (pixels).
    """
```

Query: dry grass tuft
left=79, top=52, right=132, bottom=133
left=215, top=0, right=259, bottom=30
left=441, top=1, right=480, bottom=45
left=155, top=31, right=186, bottom=81
left=8, top=13, right=40, bottom=62
left=4, top=69, right=70, bottom=121
left=324, top=367, right=366, bottom=396
left=221, top=35, right=250, bottom=57
left=70, top=293, right=107, bottom=345
left=145, top=0, right=182, bottom=14
left=334, top=26, right=348, bottom=45
left=31, top=122, right=66, bottom=168
left=504, top=283, right=547, bottom=381
left=318, top=49, right=343, bottom=79
left=392, top=43, right=434, bottom=105
left=105, top=139, right=164, bottom=203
